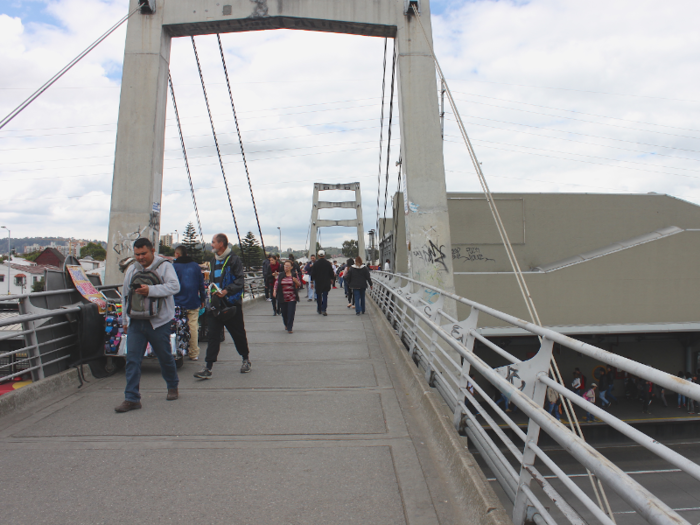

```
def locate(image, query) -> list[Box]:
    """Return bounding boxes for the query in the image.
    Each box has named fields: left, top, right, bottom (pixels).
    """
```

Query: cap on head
left=318, top=250, right=325, bottom=256
left=591, top=383, right=597, bottom=388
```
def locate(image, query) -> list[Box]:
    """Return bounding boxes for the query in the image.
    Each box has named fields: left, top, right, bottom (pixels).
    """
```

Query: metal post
left=19, top=296, right=44, bottom=381
left=512, top=337, right=554, bottom=525
left=277, top=226, right=281, bottom=254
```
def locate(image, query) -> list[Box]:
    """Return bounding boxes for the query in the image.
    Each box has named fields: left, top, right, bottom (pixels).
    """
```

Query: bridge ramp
left=0, top=289, right=496, bottom=524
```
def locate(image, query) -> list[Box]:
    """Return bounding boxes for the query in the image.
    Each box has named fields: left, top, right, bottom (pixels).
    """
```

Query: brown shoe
left=167, top=388, right=179, bottom=401
left=114, top=400, right=142, bottom=413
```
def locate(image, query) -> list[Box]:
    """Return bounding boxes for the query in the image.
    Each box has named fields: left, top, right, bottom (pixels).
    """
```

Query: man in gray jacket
left=115, top=238, right=181, bottom=413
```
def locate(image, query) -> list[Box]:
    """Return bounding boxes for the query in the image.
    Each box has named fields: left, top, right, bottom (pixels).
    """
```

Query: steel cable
left=0, top=6, right=141, bottom=130
left=381, top=42, right=398, bottom=254
left=168, top=73, right=206, bottom=251
left=375, top=38, right=389, bottom=248
left=191, top=36, right=242, bottom=250
left=217, top=34, right=267, bottom=257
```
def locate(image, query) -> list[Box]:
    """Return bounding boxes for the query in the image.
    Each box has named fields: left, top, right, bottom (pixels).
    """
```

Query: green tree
left=342, top=239, right=358, bottom=258
left=80, top=242, right=106, bottom=261
left=159, top=241, right=175, bottom=256
left=31, top=277, right=45, bottom=293
left=240, top=231, right=263, bottom=269
left=23, top=251, right=41, bottom=262
left=181, top=222, right=202, bottom=262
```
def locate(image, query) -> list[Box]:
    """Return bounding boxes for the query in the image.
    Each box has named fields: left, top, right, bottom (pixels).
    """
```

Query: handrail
left=370, top=271, right=696, bottom=525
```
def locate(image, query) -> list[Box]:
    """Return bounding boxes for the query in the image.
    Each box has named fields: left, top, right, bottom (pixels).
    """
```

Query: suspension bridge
left=2, top=1, right=700, bottom=524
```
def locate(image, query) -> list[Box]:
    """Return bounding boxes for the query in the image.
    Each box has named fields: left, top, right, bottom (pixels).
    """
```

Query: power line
left=450, top=91, right=700, bottom=133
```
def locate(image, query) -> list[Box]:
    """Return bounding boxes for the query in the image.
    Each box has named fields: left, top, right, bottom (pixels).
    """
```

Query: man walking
left=310, top=250, right=334, bottom=316
left=303, top=255, right=315, bottom=302
left=173, top=246, right=206, bottom=360
left=194, top=233, right=252, bottom=379
left=262, top=253, right=272, bottom=301
left=115, top=238, right=180, bottom=413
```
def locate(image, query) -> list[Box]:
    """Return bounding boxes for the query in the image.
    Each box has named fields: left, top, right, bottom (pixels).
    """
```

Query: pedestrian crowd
left=115, top=242, right=380, bottom=413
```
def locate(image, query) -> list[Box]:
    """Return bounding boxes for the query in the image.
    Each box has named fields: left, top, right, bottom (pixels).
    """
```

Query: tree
left=31, top=277, right=45, bottom=293
left=240, top=231, right=263, bottom=269
left=23, top=251, right=41, bottom=262
left=342, top=239, right=358, bottom=258
left=181, top=222, right=202, bottom=262
left=80, top=242, right=106, bottom=261
left=159, top=241, right=174, bottom=256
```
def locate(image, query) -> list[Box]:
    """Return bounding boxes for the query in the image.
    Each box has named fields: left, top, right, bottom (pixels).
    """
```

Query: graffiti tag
left=452, top=246, right=495, bottom=263
left=412, top=240, right=448, bottom=272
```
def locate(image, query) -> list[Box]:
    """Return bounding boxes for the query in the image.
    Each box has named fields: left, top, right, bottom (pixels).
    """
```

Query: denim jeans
left=306, top=281, right=314, bottom=300
left=546, top=401, right=561, bottom=420
left=353, top=289, right=366, bottom=314
left=316, top=291, right=328, bottom=313
left=125, top=320, right=178, bottom=402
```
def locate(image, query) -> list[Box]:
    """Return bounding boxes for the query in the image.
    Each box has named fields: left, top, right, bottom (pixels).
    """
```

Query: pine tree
left=181, top=222, right=202, bottom=262
left=240, top=231, right=263, bottom=269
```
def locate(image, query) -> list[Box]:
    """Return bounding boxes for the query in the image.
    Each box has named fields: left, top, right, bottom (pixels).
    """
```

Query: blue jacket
left=173, top=257, right=206, bottom=310
left=210, top=251, right=245, bottom=306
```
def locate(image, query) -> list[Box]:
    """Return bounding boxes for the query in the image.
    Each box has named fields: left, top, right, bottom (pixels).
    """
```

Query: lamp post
left=277, top=227, right=281, bottom=255
left=1, top=226, right=10, bottom=295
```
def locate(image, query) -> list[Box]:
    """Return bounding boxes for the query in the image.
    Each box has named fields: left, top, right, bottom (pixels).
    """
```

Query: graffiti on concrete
left=452, top=246, right=495, bottom=263
left=248, top=0, right=268, bottom=18
left=112, top=225, right=148, bottom=256
left=412, top=240, right=448, bottom=273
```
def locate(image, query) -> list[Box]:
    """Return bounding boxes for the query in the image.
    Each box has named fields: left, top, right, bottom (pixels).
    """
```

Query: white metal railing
left=0, top=272, right=265, bottom=383
left=370, top=271, right=700, bottom=525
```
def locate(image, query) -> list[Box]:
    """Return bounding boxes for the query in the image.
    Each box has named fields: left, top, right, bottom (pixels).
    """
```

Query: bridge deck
left=0, top=289, right=466, bottom=524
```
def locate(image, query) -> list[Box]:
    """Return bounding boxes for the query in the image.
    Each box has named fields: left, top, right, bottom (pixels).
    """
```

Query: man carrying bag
left=115, top=238, right=181, bottom=413
left=194, top=233, right=251, bottom=379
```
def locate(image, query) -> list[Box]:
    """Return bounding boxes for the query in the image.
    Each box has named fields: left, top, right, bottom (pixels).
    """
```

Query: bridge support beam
left=309, top=183, right=365, bottom=259
left=106, top=0, right=454, bottom=296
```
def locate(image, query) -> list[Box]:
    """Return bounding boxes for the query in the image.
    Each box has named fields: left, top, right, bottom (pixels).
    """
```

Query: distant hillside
left=3, top=237, right=106, bottom=254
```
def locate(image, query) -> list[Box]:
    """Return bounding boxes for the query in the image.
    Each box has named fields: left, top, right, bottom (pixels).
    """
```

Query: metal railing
left=0, top=272, right=265, bottom=383
left=370, top=271, right=700, bottom=525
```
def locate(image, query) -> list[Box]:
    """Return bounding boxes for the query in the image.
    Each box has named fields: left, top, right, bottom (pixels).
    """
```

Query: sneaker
left=356, top=312, right=361, bottom=316
left=307, top=299, right=313, bottom=302
left=194, top=368, right=212, bottom=379
left=266, top=298, right=272, bottom=302
left=240, top=359, right=252, bottom=373
left=322, top=312, right=327, bottom=316
left=188, top=356, right=199, bottom=361
left=114, top=400, right=142, bottom=413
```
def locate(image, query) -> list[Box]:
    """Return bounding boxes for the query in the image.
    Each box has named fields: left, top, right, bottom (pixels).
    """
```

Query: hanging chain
left=217, top=34, right=267, bottom=257
left=191, top=36, right=243, bottom=250
left=168, top=73, right=206, bottom=251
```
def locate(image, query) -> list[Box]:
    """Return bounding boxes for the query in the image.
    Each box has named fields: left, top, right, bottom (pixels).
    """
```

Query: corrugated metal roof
left=0, top=310, right=22, bottom=334
left=533, top=226, right=684, bottom=273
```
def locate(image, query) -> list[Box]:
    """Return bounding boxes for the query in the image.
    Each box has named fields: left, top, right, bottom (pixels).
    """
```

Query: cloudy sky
left=1, top=0, right=699, bottom=252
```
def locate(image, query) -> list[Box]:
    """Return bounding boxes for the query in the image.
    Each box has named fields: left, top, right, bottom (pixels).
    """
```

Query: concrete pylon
left=106, top=0, right=455, bottom=297
left=309, top=183, right=365, bottom=259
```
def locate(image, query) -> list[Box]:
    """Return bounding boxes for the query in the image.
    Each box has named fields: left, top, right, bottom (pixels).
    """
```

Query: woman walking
left=346, top=256, right=373, bottom=316
left=274, top=260, right=301, bottom=333
left=269, top=255, right=281, bottom=316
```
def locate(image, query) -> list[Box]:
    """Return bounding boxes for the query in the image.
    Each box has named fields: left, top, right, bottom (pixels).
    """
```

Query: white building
left=0, top=261, right=59, bottom=295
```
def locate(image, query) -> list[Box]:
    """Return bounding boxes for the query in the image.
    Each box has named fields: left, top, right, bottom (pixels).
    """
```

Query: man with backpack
left=115, top=238, right=181, bottom=413
left=194, top=233, right=251, bottom=379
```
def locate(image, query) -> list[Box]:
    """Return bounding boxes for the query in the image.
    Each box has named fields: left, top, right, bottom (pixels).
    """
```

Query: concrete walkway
left=0, top=288, right=479, bottom=524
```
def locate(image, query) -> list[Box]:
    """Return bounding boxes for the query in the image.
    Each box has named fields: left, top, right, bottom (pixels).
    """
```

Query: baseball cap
left=318, top=250, right=325, bottom=256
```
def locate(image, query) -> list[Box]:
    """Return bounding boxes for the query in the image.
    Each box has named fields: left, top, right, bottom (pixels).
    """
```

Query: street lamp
left=1, top=226, right=10, bottom=295
left=277, top=227, right=281, bottom=254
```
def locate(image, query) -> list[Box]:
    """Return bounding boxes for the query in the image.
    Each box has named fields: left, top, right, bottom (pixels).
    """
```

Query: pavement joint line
left=3, top=433, right=412, bottom=443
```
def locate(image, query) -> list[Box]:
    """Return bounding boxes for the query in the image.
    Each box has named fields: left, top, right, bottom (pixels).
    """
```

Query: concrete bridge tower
left=309, top=182, right=365, bottom=259
left=106, top=0, right=455, bottom=296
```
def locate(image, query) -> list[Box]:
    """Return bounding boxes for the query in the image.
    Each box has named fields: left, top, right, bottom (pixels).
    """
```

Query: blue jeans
left=547, top=401, right=561, bottom=420
left=316, top=291, right=328, bottom=312
left=606, top=385, right=617, bottom=403
left=306, top=281, right=314, bottom=300
left=125, top=320, right=178, bottom=402
left=353, top=289, right=366, bottom=314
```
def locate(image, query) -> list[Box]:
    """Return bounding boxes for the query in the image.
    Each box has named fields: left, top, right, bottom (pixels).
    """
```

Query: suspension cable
left=168, top=73, right=206, bottom=250
left=191, top=36, right=243, bottom=250
left=375, top=38, right=389, bottom=244
left=0, top=6, right=141, bottom=130
left=217, top=34, right=267, bottom=256
left=391, top=155, right=403, bottom=266
left=381, top=42, right=398, bottom=249
left=409, top=6, right=615, bottom=521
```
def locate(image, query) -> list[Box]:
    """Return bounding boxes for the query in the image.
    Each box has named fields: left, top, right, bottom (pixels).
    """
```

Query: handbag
left=207, top=294, right=237, bottom=323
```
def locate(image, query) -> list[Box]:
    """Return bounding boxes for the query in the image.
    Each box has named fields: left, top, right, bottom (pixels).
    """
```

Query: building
left=383, top=192, right=700, bottom=375
left=0, top=262, right=59, bottom=295
left=160, top=234, right=173, bottom=247
left=23, top=244, right=42, bottom=254
left=34, top=248, right=66, bottom=268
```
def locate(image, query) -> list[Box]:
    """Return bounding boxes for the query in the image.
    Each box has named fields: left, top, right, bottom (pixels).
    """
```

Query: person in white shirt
left=383, top=259, right=391, bottom=272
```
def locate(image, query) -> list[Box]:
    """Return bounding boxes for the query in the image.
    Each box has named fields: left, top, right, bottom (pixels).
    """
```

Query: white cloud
left=2, top=0, right=700, bottom=250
